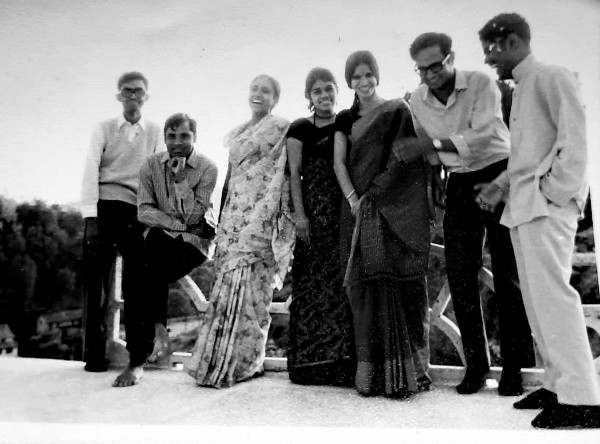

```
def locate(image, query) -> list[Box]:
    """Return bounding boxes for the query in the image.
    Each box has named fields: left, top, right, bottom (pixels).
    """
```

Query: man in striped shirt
left=112, top=113, right=217, bottom=387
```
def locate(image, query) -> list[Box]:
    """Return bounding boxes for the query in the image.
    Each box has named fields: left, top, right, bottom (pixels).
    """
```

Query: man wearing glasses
left=477, top=13, right=600, bottom=428
left=404, top=32, right=534, bottom=397
left=80, top=72, right=163, bottom=386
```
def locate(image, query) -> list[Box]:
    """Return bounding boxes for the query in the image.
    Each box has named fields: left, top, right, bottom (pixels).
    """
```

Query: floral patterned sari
left=187, top=114, right=295, bottom=388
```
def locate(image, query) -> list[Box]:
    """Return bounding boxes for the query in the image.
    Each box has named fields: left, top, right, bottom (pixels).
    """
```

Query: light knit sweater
left=80, top=115, right=163, bottom=218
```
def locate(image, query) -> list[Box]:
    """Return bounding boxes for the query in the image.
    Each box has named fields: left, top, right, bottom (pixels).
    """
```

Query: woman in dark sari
left=286, top=67, right=355, bottom=386
left=333, top=51, right=431, bottom=398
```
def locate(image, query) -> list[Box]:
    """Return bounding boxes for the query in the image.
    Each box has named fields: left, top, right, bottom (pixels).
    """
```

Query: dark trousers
left=443, top=160, right=535, bottom=371
left=82, top=200, right=145, bottom=366
left=141, top=227, right=206, bottom=332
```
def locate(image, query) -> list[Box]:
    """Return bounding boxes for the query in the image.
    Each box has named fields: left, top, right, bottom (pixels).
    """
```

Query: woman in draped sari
left=187, top=74, right=295, bottom=388
left=333, top=51, right=431, bottom=398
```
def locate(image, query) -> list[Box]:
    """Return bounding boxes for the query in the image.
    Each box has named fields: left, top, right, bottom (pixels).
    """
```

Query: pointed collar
left=117, top=114, right=147, bottom=130
left=420, top=70, right=467, bottom=102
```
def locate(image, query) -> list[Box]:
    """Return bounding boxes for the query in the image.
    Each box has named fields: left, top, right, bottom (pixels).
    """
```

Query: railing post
left=103, top=246, right=600, bottom=379
left=105, top=255, right=128, bottom=367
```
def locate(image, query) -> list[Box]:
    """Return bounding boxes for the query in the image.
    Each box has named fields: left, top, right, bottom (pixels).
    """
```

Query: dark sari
left=337, top=98, right=431, bottom=397
left=286, top=118, right=355, bottom=386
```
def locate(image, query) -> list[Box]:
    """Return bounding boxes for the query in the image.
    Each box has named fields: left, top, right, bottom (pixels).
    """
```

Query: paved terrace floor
left=1, top=356, right=598, bottom=444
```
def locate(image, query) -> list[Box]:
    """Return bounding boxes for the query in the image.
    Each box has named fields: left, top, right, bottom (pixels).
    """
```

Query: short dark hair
left=409, top=32, right=453, bottom=59
left=304, top=67, right=338, bottom=111
left=252, top=74, right=281, bottom=102
left=344, top=50, right=380, bottom=88
left=479, top=13, right=531, bottom=43
left=117, top=71, right=149, bottom=90
left=164, top=113, right=197, bottom=137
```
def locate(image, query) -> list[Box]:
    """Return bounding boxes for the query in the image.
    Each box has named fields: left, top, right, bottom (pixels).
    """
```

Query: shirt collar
left=159, top=150, right=200, bottom=168
left=454, top=70, right=468, bottom=91
left=117, top=114, right=146, bottom=130
left=420, top=69, right=467, bottom=102
left=512, top=54, right=536, bottom=83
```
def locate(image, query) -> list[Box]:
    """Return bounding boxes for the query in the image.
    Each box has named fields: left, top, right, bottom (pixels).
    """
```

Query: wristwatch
left=432, top=138, right=443, bottom=150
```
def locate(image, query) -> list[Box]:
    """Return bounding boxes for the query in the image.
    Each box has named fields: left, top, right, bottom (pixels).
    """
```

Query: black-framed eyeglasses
left=120, top=88, right=146, bottom=99
left=414, top=54, right=451, bottom=76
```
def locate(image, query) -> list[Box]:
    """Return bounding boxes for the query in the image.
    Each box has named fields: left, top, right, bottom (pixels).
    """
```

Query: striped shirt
left=138, top=150, right=218, bottom=255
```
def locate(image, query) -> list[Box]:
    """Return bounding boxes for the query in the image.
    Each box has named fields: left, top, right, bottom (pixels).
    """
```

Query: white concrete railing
left=104, top=244, right=600, bottom=380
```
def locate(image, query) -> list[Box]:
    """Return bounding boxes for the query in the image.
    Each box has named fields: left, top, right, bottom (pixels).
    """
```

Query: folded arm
left=367, top=109, right=418, bottom=205
left=173, top=163, right=218, bottom=226
left=444, top=75, right=503, bottom=160
left=137, top=160, right=187, bottom=231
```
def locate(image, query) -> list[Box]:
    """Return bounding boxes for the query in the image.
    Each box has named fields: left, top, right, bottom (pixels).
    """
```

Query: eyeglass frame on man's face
left=120, top=87, right=146, bottom=99
left=414, top=53, right=451, bottom=76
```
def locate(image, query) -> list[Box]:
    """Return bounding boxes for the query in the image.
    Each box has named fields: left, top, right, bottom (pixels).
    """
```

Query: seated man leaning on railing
left=112, top=113, right=218, bottom=388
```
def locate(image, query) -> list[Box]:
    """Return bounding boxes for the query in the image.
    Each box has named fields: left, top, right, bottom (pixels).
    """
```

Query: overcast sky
left=1, top=0, right=598, bottom=211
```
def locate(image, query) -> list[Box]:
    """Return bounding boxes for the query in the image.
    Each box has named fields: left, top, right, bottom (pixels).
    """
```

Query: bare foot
left=147, top=323, right=170, bottom=364
left=112, top=365, right=143, bottom=387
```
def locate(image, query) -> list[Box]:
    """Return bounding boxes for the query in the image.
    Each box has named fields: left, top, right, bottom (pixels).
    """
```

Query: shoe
left=84, top=360, right=108, bottom=372
left=513, top=388, right=558, bottom=409
left=532, top=404, right=600, bottom=429
left=456, top=366, right=489, bottom=394
left=498, top=369, right=523, bottom=396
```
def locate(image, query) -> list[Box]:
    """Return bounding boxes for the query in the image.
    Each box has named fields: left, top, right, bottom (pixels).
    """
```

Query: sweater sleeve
left=80, top=123, right=106, bottom=218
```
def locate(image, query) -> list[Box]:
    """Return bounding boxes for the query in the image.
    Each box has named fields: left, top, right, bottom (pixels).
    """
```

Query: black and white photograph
left=0, top=0, right=599, bottom=443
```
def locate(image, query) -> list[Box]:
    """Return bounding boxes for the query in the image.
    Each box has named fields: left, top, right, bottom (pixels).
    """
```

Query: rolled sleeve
left=451, top=76, right=501, bottom=160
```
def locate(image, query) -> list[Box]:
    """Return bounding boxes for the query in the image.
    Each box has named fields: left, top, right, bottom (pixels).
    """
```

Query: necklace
left=313, top=112, right=335, bottom=126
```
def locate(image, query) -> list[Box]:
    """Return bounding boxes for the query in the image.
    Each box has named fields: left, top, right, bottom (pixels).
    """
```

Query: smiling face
left=116, top=79, right=147, bottom=115
left=350, top=63, right=377, bottom=101
left=248, top=76, right=277, bottom=117
left=165, top=121, right=196, bottom=158
left=413, top=45, right=454, bottom=92
left=309, top=79, right=337, bottom=115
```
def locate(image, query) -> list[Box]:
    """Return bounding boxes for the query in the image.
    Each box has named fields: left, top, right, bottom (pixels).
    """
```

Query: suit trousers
left=444, top=160, right=535, bottom=372
left=510, top=200, right=600, bottom=405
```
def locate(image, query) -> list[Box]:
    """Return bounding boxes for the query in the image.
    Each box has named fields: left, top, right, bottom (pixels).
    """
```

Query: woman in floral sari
left=333, top=51, right=431, bottom=398
left=187, top=74, right=295, bottom=388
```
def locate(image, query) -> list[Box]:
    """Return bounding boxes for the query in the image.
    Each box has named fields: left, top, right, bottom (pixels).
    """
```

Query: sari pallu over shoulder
left=187, top=114, right=296, bottom=388
left=217, top=114, right=296, bottom=286
left=342, top=99, right=430, bottom=286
